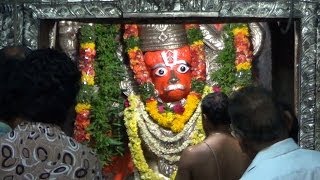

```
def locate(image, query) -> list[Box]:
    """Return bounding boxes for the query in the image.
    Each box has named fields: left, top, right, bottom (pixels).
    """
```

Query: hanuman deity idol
left=123, top=24, right=210, bottom=179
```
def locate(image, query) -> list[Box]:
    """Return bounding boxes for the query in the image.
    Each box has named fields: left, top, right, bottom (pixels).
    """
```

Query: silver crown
left=139, top=24, right=188, bottom=51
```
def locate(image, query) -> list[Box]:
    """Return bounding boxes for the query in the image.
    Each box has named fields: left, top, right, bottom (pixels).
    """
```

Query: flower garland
left=74, top=24, right=128, bottom=172
left=145, top=93, right=200, bottom=133
left=124, top=95, right=162, bottom=179
left=233, top=25, right=253, bottom=88
left=210, top=23, right=253, bottom=94
left=124, top=24, right=151, bottom=85
left=125, top=90, right=209, bottom=180
left=74, top=25, right=96, bottom=143
left=124, top=24, right=206, bottom=133
left=87, top=24, right=127, bottom=165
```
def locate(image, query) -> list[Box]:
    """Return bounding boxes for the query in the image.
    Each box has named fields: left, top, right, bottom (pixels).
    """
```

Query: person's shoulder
left=207, top=133, right=239, bottom=150
left=295, top=148, right=320, bottom=161
left=179, top=143, right=209, bottom=166
left=181, top=142, right=208, bottom=156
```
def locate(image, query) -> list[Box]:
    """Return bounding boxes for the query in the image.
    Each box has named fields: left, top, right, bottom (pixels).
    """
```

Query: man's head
left=8, top=48, right=80, bottom=127
left=228, top=86, right=288, bottom=155
left=201, top=92, right=230, bottom=135
left=0, top=46, right=31, bottom=124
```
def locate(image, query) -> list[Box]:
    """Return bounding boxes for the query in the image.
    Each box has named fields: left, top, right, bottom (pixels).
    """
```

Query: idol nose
left=169, top=70, right=179, bottom=84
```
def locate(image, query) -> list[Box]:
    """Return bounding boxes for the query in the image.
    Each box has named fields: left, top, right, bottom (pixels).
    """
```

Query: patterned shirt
left=0, top=122, right=103, bottom=179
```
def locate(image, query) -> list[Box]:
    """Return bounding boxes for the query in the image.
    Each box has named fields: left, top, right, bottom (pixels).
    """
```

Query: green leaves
left=79, top=25, right=96, bottom=43
left=191, top=79, right=206, bottom=94
left=87, top=24, right=126, bottom=165
left=124, top=37, right=140, bottom=51
left=139, top=82, right=155, bottom=101
left=210, top=23, right=252, bottom=95
left=186, top=27, right=204, bottom=44
left=210, top=24, right=236, bottom=95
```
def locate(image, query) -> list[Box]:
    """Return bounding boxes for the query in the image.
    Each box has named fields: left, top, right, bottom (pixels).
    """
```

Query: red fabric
left=103, top=151, right=134, bottom=180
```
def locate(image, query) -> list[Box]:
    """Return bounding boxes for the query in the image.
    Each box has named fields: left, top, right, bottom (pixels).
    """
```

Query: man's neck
left=207, top=124, right=231, bottom=136
left=249, top=136, right=289, bottom=159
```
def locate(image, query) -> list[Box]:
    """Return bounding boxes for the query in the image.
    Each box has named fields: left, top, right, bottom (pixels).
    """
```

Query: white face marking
left=160, top=50, right=186, bottom=69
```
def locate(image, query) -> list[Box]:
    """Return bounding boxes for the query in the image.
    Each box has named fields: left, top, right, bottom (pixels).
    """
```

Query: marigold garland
left=73, top=25, right=96, bottom=143
left=124, top=24, right=151, bottom=85
left=210, top=23, right=253, bottom=94
left=233, top=25, right=253, bottom=88
left=74, top=25, right=129, bottom=176
left=145, top=93, right=200, bottom=133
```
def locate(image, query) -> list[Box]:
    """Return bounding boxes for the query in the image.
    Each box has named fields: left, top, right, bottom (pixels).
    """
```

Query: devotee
left=0, top=46, right=31, bottom=135
left=0, top=48, right=103, bottom=179
left=175, top=92, right=250, bottom=180
left=228, top=86, right=320, bottom=180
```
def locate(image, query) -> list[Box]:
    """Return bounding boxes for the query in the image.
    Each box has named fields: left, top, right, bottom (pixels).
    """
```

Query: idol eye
left=154, top=67, right=168, bottom=76
left=176, top=64, right=190, bottom=73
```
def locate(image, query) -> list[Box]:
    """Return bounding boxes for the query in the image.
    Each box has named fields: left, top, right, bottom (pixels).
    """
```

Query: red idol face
left=144, top=46, right=192, bottom=102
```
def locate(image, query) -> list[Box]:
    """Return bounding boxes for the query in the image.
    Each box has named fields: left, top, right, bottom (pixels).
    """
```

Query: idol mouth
left=164, top=84, right=185, bottom=92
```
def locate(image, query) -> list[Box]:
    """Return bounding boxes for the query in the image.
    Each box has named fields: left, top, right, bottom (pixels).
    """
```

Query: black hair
left=7, top=48, right=81, bottom=127
left=228, top=86, right=287, bottom=142
left=0, top=46, right=31, bottom=120
left=201, top=92, right=230, bottom=125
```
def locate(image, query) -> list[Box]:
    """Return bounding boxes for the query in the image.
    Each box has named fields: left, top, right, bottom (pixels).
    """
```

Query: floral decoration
left=74, top=24, right=129, bottom=174
left=125, top=92, right=209, bottom=180
left=210, top=23, right=253, bottom=94
left=88, top=24, right=127, bottom=165
left=233, top=25, right=253, bottom=87
left=122, top=23, right=254, bottom=179
left=145, top=92, right=200, bottom=133
left=74, top=25, right=96, bottom=143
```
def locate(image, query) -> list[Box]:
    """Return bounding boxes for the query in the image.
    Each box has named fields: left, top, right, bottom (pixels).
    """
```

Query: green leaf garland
left=88, top=24, right=126, bottom=164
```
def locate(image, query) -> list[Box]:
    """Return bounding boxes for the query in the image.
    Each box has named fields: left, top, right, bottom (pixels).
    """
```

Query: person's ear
left=237, top=137, right=256, bottom=159
left=283, top=110, right=293, bottom=133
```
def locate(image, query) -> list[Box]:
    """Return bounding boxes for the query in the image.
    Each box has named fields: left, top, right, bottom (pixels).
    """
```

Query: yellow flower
left=128, top=46, right=140, bottom=53
left=81, top=73, right=95, bottom=85
left=236, top=62, right=252, bottom=71
left=80, top=42, right=95, bottom=50
left=232, top=27, right=249, bottom=36
left=171, top=123, right=184, bottom=133
left=146, top=93, right=200, bottom=133
left=170, top=170, right=177, bottom=180
left=191, top=40, right=204, bottom=47
left=190, top=116, right=206, bottom=145
left=75, top=103, right=91, bottom=113
left=124, top=94, right=169, bottom=179
left=202, top=85, right=212, bottom=95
